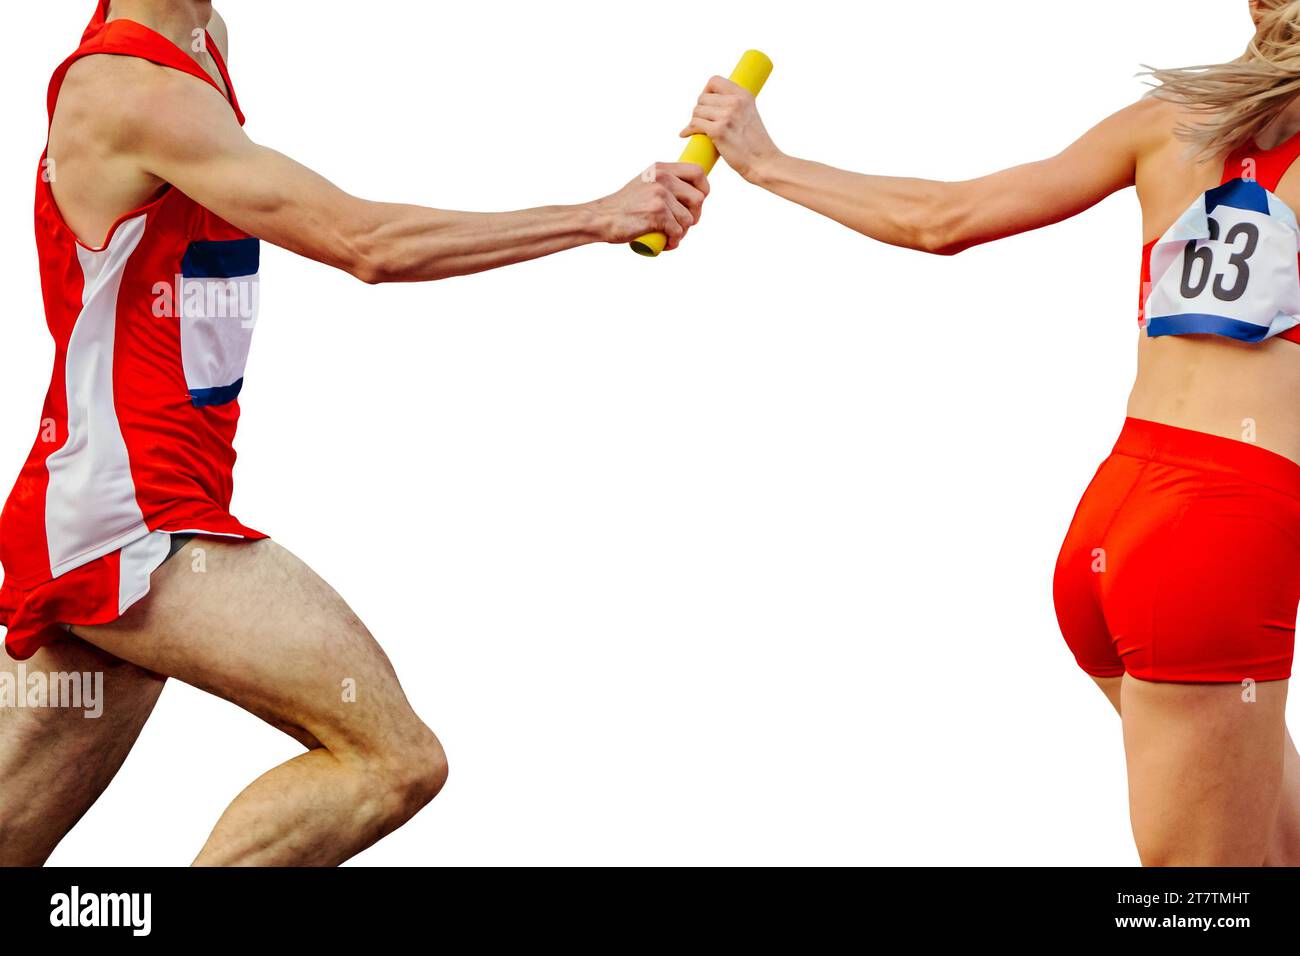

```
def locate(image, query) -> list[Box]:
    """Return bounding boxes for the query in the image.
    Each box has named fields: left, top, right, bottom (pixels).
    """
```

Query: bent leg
left=0, top=636, right=165, bottom=865
left=71, top=538, right=447, bottom=866
left=1122, top=675, right=1287, bottom=867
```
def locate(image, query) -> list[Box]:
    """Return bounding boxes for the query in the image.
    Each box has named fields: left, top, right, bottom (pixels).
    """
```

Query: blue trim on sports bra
left=1205, top=178, right=1271, bottom=216
left=1146, top=313, right=1273, bottom=342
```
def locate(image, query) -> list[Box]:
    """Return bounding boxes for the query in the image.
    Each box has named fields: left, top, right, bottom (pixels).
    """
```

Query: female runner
left=684, top=0, right=1300, bottom=865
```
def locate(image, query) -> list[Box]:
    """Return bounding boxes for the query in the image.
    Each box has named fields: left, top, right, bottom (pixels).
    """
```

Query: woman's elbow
left=913, top=186, right=973, bottom=256
left=923, top=234, right=972, bottom=257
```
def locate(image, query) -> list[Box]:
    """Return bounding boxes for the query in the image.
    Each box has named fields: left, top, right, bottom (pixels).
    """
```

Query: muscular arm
left=685, top=77, right=1158, bottom=255
left=119, top=67, right=706, bottom=282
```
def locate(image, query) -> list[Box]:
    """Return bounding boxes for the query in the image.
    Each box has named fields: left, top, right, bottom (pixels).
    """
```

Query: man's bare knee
left=367, top=726, right=448, bottom=831
left=389, top=726, right=449, bottom=809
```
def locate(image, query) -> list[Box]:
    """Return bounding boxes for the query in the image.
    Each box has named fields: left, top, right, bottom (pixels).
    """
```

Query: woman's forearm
left=747, top=154, right=960, bottom=254
left=684, top=79, right=1145, bottom=261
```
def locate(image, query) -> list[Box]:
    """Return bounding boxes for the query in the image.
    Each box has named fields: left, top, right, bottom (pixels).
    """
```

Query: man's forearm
left=352, top=200, right=608, bottom=283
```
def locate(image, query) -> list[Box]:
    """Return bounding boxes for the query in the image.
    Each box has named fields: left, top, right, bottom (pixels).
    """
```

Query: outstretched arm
left=120, top=68, right=707, bottom=283
left=683, top=77, right=1152, bottom=256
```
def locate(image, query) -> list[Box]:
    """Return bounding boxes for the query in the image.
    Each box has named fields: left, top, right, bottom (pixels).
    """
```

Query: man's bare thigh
left=70, top=538, right=427, bottom=758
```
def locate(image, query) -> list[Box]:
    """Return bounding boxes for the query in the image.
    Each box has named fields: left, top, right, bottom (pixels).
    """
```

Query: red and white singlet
left=0, top=2, right=266, bottom=659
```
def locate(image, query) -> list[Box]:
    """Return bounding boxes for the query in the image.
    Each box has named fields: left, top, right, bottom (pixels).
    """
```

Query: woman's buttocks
left=1127, top=331, right=1300, bottom=464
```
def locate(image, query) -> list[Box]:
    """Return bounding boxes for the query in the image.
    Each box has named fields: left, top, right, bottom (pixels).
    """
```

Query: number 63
left=1180, top=218, right=1259, bottom=303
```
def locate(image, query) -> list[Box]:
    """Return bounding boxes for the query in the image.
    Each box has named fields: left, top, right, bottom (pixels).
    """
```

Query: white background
left=0, top=0, right=1279, bottom=865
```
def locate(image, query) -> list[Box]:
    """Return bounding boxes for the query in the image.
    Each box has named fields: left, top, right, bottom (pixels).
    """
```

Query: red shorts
left=1053, top=418, right=1300, bottom=683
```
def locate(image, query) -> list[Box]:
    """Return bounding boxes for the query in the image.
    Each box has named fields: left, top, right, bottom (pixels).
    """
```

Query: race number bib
left=1145, top=178, right=1300, bottom=342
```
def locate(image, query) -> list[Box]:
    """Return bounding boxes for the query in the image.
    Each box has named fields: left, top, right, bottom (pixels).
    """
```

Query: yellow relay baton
left=630, top=49, right=773, bottom=257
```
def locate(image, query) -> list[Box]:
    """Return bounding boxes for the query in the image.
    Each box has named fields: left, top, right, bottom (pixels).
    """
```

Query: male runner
left=0, top=0, right=708, bottom=865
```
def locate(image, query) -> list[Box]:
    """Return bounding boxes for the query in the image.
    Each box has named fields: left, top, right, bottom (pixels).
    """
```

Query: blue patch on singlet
left=181, top=238, right=259, bottom=279
left=188, top=379, right=245, bottom=408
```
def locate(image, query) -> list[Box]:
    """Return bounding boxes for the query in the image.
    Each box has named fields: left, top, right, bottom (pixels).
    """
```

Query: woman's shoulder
left=1122, top=94, right=1186, bottom=141
left=1114, top=94, right=1208, bottom=165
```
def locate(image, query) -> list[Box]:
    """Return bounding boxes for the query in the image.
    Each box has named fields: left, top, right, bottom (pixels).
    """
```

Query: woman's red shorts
left=1054, top=418, right=1300, bottom=683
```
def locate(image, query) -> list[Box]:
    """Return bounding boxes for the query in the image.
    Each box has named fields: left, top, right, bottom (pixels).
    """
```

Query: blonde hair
left=1146, top=1, right=1300, bottom=160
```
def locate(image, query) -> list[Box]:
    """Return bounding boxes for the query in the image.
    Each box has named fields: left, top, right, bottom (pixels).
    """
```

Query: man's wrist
left=575, top=199, right=613, bottom=243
